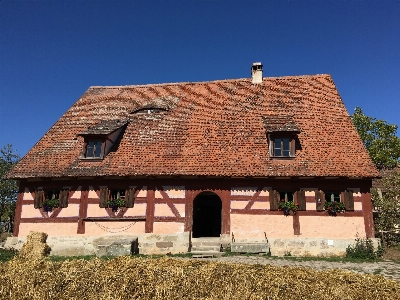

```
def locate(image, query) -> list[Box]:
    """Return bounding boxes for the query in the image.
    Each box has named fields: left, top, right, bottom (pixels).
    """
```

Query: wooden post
left=221, top=189, right=230, bottom=234
left=293, top=213, right=300, bottom=235
left=360, top=191, right=374, bottom=238
left=77, top=188, right=88, bottom=234
left=184, top=189, right=195, bottom=232
left=145, top=187, right=155, bottom=233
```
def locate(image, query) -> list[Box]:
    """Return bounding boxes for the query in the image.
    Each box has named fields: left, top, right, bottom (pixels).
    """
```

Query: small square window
left=270, top=136, right=295, bottom=157
left=84, top=140, right=103, bottom=158
left=46, top=190, right=60, bottom=201
left=110, top=189, right=126, bottom=200
left=325, top=192, right=341, bottom=203
left=279, top=191, right=294, bottom=202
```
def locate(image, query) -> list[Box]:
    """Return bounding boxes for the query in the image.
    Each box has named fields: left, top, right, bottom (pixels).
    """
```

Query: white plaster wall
left=124, top=204, right=147, bottom=217
left=19, top=223, right=78, bottom=236
left=231, top=201, right=249, bottom=209
left=354, top=202, right=362, bottom=211
left=231, top=215, right=294, bottom=239
left=85, top=221, right=146, bottom=235
left=251, top=201, right=270, bottom=210
left=88, top=186, right=98, bottom=198
left=154, top=204, right=175, bottom=217
left=153, top=222, right=184, bottom=234
left=163, top=186, right=185, bottom=198
left=57, top=204, right=80, bottom=217
left=304, top=191, right=316, bottom=197
left=300, top=216, right=366, bottom=238
left=174, top=204, right=185, bottom=217
left=70, top=186, right=82, bottom=199
left=137, top=187, right=147, bottom=197
left=23, top=187, right=34, bottom=200
left=21, top=204, right=42, bottom=218
left=306, top=203, right=316, bottom=211
left=87, top=204, right=109, bottom=217
left=259, top=187, right=271, bottom=196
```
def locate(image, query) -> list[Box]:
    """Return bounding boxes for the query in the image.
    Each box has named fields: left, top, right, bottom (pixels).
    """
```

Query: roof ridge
left=88, top=74, right=331, bottom=89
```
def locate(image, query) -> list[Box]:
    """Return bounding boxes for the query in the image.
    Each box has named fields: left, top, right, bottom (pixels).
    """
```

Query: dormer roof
left=78, top=118, right=129, bottom=136
left=262, top=115, right=301, bottom=133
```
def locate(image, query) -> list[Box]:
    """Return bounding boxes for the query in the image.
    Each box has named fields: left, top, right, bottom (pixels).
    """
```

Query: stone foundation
left=232, top=237, right=381, bottom=257
left=4, top=235, right=380, bottom=257
left=5, top=232, right=190, bottom=256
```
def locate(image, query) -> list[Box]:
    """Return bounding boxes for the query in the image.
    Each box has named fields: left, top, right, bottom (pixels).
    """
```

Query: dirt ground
left=184, top=254, right=400, bottom=282
left=383, top=245, right=400, bottom=260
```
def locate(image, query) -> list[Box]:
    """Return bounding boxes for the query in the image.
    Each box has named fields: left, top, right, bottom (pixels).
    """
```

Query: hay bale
left=18, top=231, right=51, bottom=259
left=1, top=256, right=399, bottom=299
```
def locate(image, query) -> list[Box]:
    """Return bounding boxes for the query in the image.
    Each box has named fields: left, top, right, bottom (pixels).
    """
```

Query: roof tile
left=7, top=75, right=379, bottom=179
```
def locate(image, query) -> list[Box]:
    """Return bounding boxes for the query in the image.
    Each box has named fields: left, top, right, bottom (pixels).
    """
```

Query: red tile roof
left=262, top=115, right=300, bottom=133
left=7, top=74, right=379, bottom=179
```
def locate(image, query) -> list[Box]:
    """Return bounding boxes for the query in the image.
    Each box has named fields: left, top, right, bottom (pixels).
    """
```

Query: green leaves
left=351, top=107, right=400, bottom=169
left=0, top=144, right=20, bottom=232
left=372, top=169, right=400, bottom=240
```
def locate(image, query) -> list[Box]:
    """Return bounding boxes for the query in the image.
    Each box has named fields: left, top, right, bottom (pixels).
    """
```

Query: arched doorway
left=192, top=192, right=222, bottom=238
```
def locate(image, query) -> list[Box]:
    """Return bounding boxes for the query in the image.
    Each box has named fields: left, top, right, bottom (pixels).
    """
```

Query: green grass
left=1, top=246, right=398, bottom=264
left=373, top=268, right=383, bottom=275
left=0, top=248, right=18, bottom=262
left=267, top=255, right=385, bottom=264
left=46, top=252, right=194, bottom=262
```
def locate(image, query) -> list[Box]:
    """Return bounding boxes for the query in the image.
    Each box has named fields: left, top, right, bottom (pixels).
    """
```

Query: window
left=42, top=190, right=60, bottom=212
left=85, top=140, right=103, bottom=158
left=269, top=135, right=295, bottom=158
left=110, top=189, right=126, bottom=200
left=274, top=138, right=291, bottom=157
left=45, top=190, right=60, bottom=201
left=78, top=118, right=129, bottom=160
left=99, top=187, right=135, bottom=209
left=325, top=192, right=341, bottom=203
left=279, top=191, right=294, bottom=202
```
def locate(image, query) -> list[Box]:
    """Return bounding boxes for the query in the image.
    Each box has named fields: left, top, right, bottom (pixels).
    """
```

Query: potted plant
left=42, top=198, right=59, bottom=212
left=278, top=199, right=299, bottom=216
left=107, top=198, right=126, bottom=212
left=324, top=201, right=345, bottom=216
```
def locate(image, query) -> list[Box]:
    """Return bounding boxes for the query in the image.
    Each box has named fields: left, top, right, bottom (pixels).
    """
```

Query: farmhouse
left=5, top=63, right=379, bottom=256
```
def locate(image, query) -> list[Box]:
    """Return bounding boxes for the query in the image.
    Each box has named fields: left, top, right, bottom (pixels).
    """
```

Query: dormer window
left=85, top=140, right=104, bottom=158
left=273, top=137, right=291, bottom=157
left=262, top=115, right=300, bottom=159
left=269, top=134, right=296, bottom=158
left=78, top=119, right=128, bottom=160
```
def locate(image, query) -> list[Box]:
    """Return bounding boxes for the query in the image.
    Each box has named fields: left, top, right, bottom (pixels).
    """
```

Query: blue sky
left=1, top=0, right=399, bottom=157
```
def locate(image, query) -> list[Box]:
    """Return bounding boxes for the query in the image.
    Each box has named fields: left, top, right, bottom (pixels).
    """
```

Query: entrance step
left=191, top=251, right=223, bottom=258
left=190, top=237, right=223, bottom=255
left=191, top=245, right=221, bottom=252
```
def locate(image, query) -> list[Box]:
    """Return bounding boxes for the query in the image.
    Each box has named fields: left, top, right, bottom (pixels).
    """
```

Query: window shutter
left=297, top=190, right=306, bottom=211
left=344, top=190, right=354, bottom=211
left=100, top=188, right=108, bottom=208
left=59, top=189, right=69, bottom=208
left=125, top=188, right=135, bottom=208
left=290, top=138, right=295, bottom=157
left=269, top=190, right=279, bottom=211
left=315, top=190, right=325, bottom=211
left=34, top=190, right=43, bottom=209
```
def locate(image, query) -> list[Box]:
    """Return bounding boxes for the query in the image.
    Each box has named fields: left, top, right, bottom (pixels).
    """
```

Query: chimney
left=251, top=62, right=263, bottom=84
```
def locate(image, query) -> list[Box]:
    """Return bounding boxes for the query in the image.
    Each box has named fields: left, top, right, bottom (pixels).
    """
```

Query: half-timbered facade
left=6, top=63, right=379, bottom=255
